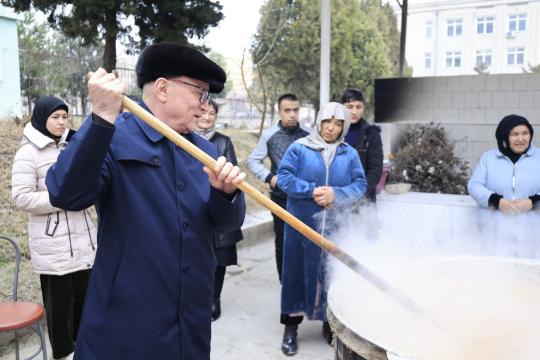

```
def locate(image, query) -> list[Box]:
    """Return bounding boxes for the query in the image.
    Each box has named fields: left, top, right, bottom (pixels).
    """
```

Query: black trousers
left=214, top=265, right=226, bottom=300
left=40, top=269, right=91, bottom=359
left=271, top=195, right=287, bottom=283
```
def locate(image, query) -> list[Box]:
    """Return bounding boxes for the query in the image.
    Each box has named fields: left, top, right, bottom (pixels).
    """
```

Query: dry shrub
left=388, top=123, right=469, bottom=195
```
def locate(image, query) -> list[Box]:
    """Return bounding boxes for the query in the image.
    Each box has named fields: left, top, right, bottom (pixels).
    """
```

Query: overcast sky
left=198, top=0, right=265, bottom=61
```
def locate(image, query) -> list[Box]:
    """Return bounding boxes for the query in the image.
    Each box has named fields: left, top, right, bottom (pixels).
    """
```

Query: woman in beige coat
left=11, top=96, right=97, bottom=360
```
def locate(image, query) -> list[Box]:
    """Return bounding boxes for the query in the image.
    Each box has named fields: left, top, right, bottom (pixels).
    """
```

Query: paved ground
left=1, top=232, right=334, bottom=360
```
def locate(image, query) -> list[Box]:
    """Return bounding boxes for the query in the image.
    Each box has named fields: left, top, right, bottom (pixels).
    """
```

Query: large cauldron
left=328, top=256, right=540, bottom=360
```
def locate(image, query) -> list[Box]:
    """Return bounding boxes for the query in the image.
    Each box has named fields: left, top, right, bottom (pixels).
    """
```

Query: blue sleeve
left=276, top=144, right=315, bottom=199
left=208, top=189, right=246, bottom=232
left=333, top=149, right=367, bottom=205
left=468, top=154, right=492, bottom=208
left=45, top=115, right=115, bottom=211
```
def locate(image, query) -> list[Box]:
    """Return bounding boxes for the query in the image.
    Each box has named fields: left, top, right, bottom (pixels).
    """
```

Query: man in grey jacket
left=245, top=94, right=309, bottom=282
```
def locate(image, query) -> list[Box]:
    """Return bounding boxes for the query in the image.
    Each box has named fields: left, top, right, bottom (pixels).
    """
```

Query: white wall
left=394, top=0, right=540, bottom=77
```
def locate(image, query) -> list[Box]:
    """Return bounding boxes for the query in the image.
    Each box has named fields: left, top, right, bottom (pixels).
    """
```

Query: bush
left=388, top=123, right=469, bottom=194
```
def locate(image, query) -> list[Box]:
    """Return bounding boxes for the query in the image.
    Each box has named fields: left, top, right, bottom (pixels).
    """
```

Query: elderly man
left=46, top=42, right=246, bottom=360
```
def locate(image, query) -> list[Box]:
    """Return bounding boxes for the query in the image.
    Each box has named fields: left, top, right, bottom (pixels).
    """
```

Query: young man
left=341, top=89, right=384, bottom=202
left=245, top=94, right=309, bottom=282
left=46, top=42, right=246, bottom=360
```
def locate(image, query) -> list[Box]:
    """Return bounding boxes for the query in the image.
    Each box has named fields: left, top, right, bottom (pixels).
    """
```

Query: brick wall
left=375, top=74, right=540, bottom=168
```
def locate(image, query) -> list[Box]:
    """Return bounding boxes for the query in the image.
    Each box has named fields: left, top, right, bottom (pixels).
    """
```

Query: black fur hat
left=135, top=42, right=226, bottom=93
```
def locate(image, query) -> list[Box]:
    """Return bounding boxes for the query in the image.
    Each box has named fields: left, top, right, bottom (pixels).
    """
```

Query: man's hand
left=203, top=156, right=246, bottom=194
left=270, top=175, right=278, bottom=189
left=87, top=68, right=126, bottom=124
left=313, top=186, right=335, bottom=208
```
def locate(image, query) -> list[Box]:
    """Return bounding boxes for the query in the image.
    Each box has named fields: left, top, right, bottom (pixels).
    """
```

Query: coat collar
left=495, top=145, right=535, bottom=160
left=132, top=102, right=165, bottom=143
left=131, top=101, right=199, bottom=146
left=22, top=122, right=69, bottom=149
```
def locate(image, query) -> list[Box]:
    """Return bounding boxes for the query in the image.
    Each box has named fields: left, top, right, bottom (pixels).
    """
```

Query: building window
left=477, top=16, right=494, bottom=34
left=425, top=53, right=432, bottom=68
left=507, top=47, right=525, bottom=65
left=447, top=19, right=463, bottom=36
left=426, top=21, right=433, bottom=38
left=446, top=51, right=461, bottom=67
left=508, top=14, right=526, bottom=32
left=475, top=50, right=492, bottom=66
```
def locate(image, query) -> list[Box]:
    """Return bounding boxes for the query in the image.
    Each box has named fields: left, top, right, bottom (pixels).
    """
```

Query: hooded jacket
left=12, top=122, right=97, bottom=275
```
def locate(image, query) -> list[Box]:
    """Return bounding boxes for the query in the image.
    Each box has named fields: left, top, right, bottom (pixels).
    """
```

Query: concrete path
left=211, top=237, right=334, bottom=360
left=1, top=233, right=334, bottom=360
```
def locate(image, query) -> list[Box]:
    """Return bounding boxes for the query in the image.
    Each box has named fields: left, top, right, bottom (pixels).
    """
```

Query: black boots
left=211, top=299, right=221, bottom=321
left=281, top=325, right=298, bottom=356
left=322, top=321, right=333, bottom=346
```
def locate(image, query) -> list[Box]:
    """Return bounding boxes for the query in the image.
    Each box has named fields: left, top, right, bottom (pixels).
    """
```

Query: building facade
left=0, top=5, right=22, bottom=118
left=396, top=0, right=540, bottom=77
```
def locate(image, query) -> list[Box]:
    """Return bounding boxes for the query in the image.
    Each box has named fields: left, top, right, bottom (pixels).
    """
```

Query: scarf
left=194, top=127, right=216, bottom=140
left=31, top=96, right=68, bottom=141
left=296, top=102, right=351, bottom=167
left=495, top=114, right=534, bottom=163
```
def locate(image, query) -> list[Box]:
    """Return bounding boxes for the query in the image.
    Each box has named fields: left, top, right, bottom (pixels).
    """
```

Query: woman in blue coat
left=277, top=102, right=366, bottom=355
left=468, top=114, right=540, bottom=257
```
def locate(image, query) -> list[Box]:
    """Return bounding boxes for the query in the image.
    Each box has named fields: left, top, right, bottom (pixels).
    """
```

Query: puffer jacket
left=468, top=146, right=540, bottom=208
left=11, top=123, right=97, bottom=275
left=245, top=121, right=309, bottom=200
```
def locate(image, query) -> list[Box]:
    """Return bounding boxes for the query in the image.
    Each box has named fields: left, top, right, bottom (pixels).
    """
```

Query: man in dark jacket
left=46, top=42, right=246, bottom=360
left=341, top=89, right=384, bottom=202
left=245, top=94, right=309, bottom=282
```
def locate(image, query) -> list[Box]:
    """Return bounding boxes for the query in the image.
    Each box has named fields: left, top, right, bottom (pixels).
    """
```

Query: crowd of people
left=9, top=41, right=539, bottom=360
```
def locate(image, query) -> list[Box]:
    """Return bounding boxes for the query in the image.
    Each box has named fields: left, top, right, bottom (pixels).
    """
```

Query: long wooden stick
left=122, top=95, right=424, bottom=316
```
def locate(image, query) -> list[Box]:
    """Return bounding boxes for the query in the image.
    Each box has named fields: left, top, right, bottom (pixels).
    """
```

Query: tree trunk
left=102, top=6, right=120, bottom=71
left=81, top=93, right=87, bottom=115
left=256, top=66, right=267, bottom=138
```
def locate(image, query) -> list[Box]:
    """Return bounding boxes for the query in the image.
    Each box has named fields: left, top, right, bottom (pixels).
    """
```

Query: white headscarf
left=296, top=102, right=351, bottom=167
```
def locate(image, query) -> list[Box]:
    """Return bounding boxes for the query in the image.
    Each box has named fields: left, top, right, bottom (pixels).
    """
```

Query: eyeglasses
left=168, top=78, right=210, bottom=104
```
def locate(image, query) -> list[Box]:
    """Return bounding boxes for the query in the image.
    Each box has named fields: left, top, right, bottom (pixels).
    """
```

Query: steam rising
left=325, top=198, right=540, bottom=360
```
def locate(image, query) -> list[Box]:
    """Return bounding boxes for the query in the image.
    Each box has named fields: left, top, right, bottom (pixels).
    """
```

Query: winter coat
left=208, top=132, right=243, bottom=249
left=11, top=123, right=97, bottom=275
left=346, top=119, right=383, bottom=202
left=468, top=146, right=540, bottom=257
left=45, top=109, right=246, bottom=360
left=468, top=146, right=540, bottom=208
left=246, top=121, right=309, bottom=200
left=277, top=142, right=366, bottom=320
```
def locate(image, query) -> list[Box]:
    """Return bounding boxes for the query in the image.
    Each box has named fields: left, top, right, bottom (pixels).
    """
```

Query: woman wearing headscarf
left=276, top=102, right=366, bottom=355
left=195, top=98, right=243, bottom=321
left=12, top=96, right=97, bottom=360
left=468, top=114, right=540, bottom=256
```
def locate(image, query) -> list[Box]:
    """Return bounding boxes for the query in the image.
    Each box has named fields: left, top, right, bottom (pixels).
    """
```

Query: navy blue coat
left=46, top=109, right=246, bottom=360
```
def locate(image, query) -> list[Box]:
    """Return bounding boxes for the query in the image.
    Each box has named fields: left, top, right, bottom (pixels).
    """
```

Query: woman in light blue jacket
left=468, top=115, right=540, bottom=257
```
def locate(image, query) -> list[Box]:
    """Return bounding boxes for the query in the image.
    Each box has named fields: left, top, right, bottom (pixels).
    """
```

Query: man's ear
left=154, top=78, right=169, bottom=103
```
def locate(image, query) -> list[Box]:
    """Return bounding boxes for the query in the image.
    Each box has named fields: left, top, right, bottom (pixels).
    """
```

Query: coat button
left=182, top=223, right=189, bottom=231
left=182, top=265, right=190, bottom=273
left=177, top=181, right=185, bottom=191
left=153, top=157, right=161, bottom=166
